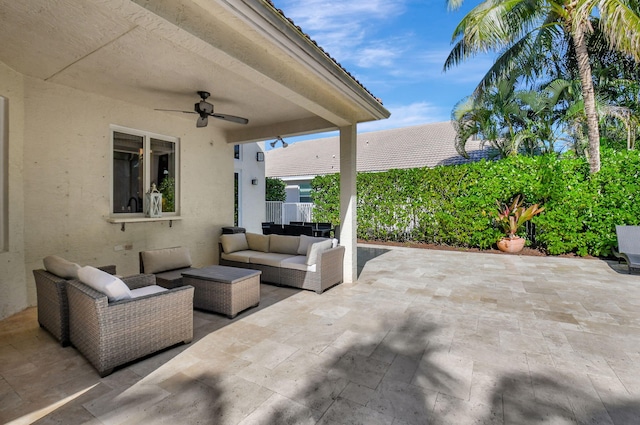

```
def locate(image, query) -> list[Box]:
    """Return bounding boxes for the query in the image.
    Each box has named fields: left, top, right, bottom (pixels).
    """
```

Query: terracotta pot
left=497, top=236, right=526, bottom=253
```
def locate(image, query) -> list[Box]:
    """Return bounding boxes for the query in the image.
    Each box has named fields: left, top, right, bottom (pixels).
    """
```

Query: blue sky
left=270, top=0, right=494, bottom=147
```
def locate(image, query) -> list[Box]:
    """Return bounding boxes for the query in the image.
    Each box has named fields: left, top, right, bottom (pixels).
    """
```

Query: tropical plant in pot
left=494, top=195, right=545, bottom=253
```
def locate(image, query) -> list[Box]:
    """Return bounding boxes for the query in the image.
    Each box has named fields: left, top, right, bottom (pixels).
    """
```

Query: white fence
left=266, top=202, right=314, bottom=224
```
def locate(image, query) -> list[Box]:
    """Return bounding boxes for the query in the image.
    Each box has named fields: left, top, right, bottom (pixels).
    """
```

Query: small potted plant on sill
left=494, top=195, right=544, bottom=253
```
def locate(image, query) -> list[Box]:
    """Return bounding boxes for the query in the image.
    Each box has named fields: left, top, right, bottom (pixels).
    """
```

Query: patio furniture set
left=32, top=232, right=343, bottom=376
left=262, top=221, right=337, bottom=238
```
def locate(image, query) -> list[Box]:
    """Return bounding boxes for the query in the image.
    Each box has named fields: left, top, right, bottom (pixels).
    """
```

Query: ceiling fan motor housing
left=195, top=100, right=213, bottom=115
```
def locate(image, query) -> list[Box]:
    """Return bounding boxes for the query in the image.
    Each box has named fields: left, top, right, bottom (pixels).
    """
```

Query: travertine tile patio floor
left=2, top=244, right=640, bottom=424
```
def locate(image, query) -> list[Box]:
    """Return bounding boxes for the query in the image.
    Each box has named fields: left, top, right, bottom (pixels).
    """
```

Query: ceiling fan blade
left=196, top=115, right=208, bottom=128
left=155, top=108, right=197, bottom=114
left=211, top=113, right=249, bottom=125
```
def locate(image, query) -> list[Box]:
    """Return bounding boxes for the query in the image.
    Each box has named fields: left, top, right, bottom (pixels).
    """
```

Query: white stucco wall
left=234, top=142, right=266, bottom=234
left=0, top=68, right=239, bottom=319
left=0, top=62, right=27, bottom=319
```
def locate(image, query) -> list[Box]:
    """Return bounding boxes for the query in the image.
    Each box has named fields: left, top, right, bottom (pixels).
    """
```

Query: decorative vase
left=497, top=236, right=526, bottom=253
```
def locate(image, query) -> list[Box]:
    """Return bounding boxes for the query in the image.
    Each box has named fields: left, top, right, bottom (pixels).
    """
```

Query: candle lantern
left=145, top=183, right=162, bottom=218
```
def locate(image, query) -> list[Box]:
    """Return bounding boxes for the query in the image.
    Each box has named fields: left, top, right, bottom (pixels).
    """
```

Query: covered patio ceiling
left=0, top=0, right=389, bottom=143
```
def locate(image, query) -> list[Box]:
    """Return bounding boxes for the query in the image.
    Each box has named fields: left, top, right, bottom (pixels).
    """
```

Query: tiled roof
left=264, top=0, right=383, bottom=105
left=265, top=121, right=491, bottom=178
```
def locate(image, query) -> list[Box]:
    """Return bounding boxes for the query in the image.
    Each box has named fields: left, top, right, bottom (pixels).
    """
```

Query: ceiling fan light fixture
left=196, top=115, right=208, bottom=128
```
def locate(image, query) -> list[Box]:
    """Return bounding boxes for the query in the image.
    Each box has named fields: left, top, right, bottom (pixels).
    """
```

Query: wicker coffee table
left=182, top=266, right=261, bottom=318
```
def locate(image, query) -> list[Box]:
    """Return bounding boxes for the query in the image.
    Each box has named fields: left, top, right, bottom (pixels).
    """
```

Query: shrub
left=310, top=148, right=640, bottom=256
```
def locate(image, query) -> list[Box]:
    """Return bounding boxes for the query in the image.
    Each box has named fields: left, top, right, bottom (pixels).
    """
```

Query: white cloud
left=278, top=0, right=406, bottom=63
left=359, top=102, right=449, bottom=132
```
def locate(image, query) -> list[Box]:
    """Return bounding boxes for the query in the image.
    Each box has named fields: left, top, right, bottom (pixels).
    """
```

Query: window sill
left=107, top=216, right=182, bottom=231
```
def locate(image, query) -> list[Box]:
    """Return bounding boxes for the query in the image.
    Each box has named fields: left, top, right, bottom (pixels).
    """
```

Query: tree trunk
left=571, top=24, right=601, bottom=173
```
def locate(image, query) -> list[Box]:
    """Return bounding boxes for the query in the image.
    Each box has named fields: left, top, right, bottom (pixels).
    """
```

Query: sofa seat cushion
left=43, top=255, right=81, bottom=279
left=142, top=247, right=192, bottom=274
left=280, top=256, right=317, bottom=272
left=155, top=267, right=197, bottom=283
left=221, top=250, right=253, bottom=263
left=130, top=285, right=168, bottom=298
left=269, top=234, right=300, bottom=255
left=78, top=266, right=132, bottom=302
left=249, top=252, right=294, bottom=267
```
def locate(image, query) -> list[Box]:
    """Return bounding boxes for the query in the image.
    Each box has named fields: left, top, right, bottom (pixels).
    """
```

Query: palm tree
left=445, top=0, right=640, bottom=173
left=452, top=76, right=526, bottom=158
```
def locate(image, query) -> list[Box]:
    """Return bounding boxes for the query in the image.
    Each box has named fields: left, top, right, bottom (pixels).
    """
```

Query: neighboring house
left=0, top=0, right=389, bottom=320
left=265, top=121, right=490, bottom=201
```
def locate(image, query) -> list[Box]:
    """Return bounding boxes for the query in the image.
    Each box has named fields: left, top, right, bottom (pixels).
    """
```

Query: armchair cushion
left=43, top=255, right=81, bottom=279
left=78, top=266, right=132, bottom=302
left=141, top=246, right=192, bottom=274
left=130, top=285, right=168, bottom=298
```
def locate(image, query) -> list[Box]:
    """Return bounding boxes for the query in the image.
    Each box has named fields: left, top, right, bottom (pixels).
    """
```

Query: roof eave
left=235, top=0, right=390, bottom=122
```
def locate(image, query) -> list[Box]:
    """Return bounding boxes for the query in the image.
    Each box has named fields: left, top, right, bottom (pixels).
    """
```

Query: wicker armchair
left=33, top=265, right=116, bottom=346
left=67, top=274, right=194, bottom=377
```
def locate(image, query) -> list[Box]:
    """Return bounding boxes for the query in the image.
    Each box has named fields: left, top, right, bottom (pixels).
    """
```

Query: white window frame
left=110, top=125, right=180, bottom=217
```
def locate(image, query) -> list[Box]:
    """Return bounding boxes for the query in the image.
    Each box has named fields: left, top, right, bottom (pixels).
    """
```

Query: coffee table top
left=182, top=265, right=261, bottom=284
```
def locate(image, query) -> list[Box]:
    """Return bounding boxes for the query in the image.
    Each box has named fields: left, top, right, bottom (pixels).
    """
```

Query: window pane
left=151, top=138, right=176, bottom=213
left=113, top=132, right=143, bottom=213
left=234, top=144, right=240, bottom=159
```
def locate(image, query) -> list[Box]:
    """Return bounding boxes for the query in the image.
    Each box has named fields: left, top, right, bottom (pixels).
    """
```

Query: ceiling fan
left=155, top=91, right=249, bottom=128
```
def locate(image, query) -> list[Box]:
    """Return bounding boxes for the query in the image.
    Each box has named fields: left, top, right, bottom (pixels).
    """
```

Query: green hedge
left=311, top=148, right=640, bottom=256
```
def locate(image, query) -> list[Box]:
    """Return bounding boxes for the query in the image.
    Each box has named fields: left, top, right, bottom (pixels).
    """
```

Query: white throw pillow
left=297, top=234, right=327, bottom=255
left=43, top=255, right=81, bottom=279
left=220, top=233, right=249, bottom=254
left=306, top=239, right=333, bottom=265
left=78, top=266, right=132, bottom=302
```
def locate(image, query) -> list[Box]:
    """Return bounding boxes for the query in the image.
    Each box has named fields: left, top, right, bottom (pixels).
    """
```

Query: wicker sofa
left=67, top=271, right=194, bottom=377
left=33, top=256, right=116, bottom=346
left=218, top=233, right=344, bottom=294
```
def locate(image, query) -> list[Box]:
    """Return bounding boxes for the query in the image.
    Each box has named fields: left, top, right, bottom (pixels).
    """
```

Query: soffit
left=0, top=0, right=388, bottom=142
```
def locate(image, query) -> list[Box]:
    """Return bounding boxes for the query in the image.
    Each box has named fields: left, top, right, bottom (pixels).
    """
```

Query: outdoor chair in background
left=261, top=222, right=274, bottom=235
left=613, top=225, right=640, bottom=273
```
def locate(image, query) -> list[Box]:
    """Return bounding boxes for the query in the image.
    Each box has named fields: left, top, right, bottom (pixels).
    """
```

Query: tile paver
left=1, top=244, right=640, bottom=424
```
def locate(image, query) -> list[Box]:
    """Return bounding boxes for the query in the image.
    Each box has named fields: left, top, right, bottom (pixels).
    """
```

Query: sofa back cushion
left=246, top=233, right=270, bottom=252
left=43, top=255, right=81, bottom=279
left=220, top=233, right=250, bottom=254
left=306, top=239, right=334, bottom=265
left=78, top=266, right=132, bottom=302
left=297, top=235, right=328, bottom=255
left=269, top=234, right=300, bottom=255
left=141, top=246, right=192, bottom=274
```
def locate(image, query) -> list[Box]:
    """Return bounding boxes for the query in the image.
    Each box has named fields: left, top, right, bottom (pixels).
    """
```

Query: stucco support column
left=339, top=124, right=357, bottom=283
